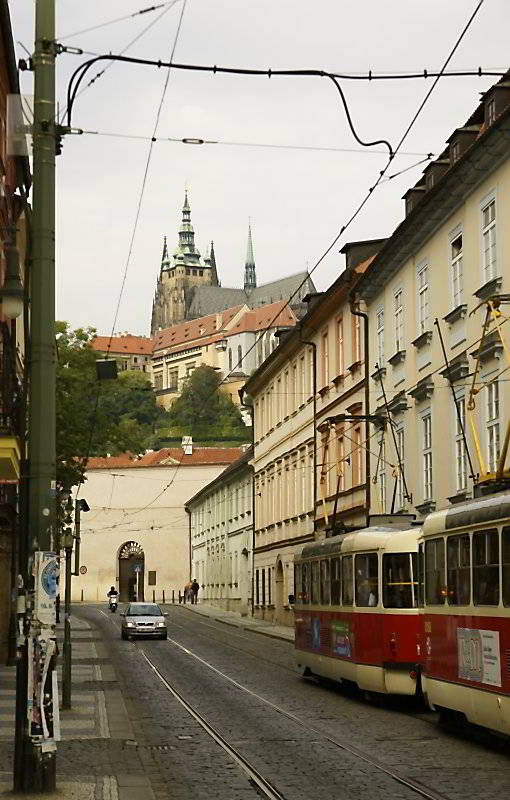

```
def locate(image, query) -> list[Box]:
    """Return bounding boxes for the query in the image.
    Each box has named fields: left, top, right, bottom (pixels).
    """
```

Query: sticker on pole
left=79, top=565, right=87, bottom=575
left=34, top=551, right=57, bottom=626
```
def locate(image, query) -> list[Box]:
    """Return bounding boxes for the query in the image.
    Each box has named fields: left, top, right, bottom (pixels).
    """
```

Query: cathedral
left=150, top=193, right=316, bottom=335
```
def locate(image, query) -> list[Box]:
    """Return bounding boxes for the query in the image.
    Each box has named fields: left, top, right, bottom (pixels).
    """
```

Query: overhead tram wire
left=74, top=0, right=187, bottom=502
left=59, top=2, right=176, bottom=40
left=74, top=0, right=486, bottom=514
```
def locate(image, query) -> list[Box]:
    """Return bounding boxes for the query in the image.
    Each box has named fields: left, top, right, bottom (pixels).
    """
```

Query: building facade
left=90, top=334, right=153, bottom=373
left=243, top=243, right=380, bottom=626
left=0, top=0, right=31, bottom=662
left=186, top=448, right=253, bottom=615
left=356, top=72, right=510, bottom=518
left=69, top=446, right=242, bottom=603
left=151, top=300, right=297, bottom=410
left=150, top=192, right=316, bottom=334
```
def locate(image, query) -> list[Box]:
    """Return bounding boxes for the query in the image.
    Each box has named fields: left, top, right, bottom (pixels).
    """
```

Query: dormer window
left=426, top=171, right=434, bottom=190
left=487, top=97, right=496, bottom=125
left=451, top=140, right=460, bottom=163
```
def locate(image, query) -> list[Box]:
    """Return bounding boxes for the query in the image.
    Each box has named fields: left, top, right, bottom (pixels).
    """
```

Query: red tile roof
left=226, top=300, right=297, bottom=335
left=91, top=335, right=153, bottom=356
left=86, top=447, right=244, bottom=470
left=153, top=306, right=245, bottom=352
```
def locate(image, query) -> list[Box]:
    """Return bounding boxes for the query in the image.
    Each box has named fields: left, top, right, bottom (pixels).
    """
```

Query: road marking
left=97, top=690, right=110, bottom=738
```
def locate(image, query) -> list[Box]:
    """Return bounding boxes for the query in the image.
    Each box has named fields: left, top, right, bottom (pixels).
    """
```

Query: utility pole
left=62, top=496, right=73, bottom=709
left=14, top=0, right=58, bottom=792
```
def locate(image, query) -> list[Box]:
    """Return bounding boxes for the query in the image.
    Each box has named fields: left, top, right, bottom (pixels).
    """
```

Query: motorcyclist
left=107, top=586, right=118, bottom=608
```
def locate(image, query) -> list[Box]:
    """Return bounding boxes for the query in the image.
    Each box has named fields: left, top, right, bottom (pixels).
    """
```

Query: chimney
left=182, top=436, right=193, bottom=455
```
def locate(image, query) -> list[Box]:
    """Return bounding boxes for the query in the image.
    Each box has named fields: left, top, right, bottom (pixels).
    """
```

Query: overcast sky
left=11, top=0, right=510, bottom=336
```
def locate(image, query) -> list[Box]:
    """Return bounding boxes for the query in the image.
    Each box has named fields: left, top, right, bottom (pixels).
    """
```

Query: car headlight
left=126, top=622, right=135, bottom=628
left=157, top=622, right=166, bottom=628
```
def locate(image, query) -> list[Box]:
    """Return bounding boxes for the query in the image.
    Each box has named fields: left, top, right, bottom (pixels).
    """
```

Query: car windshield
left=126, top=604, right=162, bottom=616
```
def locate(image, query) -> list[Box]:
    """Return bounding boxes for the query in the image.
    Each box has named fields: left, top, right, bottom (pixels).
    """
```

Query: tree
left=167, top=365, right=248, bottom=436
left=56, top=322, right=167, bottom=491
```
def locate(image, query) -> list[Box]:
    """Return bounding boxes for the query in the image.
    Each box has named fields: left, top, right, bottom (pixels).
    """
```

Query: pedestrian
left=191, top=579, right=199, bottom=605
left=184, top=581, right=192, bottom=604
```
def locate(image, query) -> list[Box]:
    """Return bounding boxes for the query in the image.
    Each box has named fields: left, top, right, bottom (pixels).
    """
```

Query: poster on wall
left=34, top=551, right=57, bottom=626
left=457, top=627, right=501, bottom=687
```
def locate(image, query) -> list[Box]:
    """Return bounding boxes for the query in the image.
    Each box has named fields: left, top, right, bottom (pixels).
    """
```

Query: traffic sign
left=79, top=565, right=87, bottom=575
left=134, top=565, right=141, bottom=574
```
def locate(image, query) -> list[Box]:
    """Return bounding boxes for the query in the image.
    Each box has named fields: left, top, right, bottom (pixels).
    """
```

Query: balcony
left=0, top=433, right=20, bottom=481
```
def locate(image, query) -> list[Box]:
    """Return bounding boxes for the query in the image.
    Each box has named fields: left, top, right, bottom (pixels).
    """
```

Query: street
left=75, top=605, right=510, bottom=800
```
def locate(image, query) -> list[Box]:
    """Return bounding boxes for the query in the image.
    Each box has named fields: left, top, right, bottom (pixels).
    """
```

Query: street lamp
left=0, top=230, right=23, bottom=319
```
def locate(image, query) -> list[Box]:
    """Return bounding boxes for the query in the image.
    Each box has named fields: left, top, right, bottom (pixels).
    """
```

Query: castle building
left=150, top=193, right=316, bottom=335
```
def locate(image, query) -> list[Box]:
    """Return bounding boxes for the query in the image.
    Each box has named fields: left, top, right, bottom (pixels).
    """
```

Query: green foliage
left=167, top=365, right=249, bottom=438
left=56, top=322, right=168, bottom=491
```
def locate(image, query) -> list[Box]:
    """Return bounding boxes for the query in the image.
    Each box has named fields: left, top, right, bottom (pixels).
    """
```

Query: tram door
left=118, top=541, right=145, bottom=602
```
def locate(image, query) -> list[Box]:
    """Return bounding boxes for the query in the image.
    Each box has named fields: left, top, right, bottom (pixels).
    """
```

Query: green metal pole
left=16, top=0, right=57, bottom=791
left=62, top=532, right=72, bottom=709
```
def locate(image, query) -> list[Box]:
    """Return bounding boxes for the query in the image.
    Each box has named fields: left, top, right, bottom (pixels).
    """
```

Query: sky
left=10, top=0, right=510, bottom=336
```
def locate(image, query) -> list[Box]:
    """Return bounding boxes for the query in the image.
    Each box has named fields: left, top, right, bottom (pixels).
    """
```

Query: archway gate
left=118, top=541, right=145, bottom=602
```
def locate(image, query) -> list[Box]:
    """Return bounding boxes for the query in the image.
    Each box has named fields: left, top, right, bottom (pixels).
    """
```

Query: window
left=417, top=264, right=429, bottom=334
left=482, top=198, right=496, bottom=283
left=186, top=362, right=195, bottom=377
left=283, top=371, right=289, bottom=417
left=311, top=561, right=320, bottom=604
left=320, top=559, right=330, bottom=605
left=336, top=432, right=345, bottom=492
left=473, top=529, right=499, bottom=605
left=422, top=413, right=433, bottom=501
left=383, top=553, right=417, bottom=608
left=451, top=233, right=463, bottom=308
left=451, top=140, right=460, bottom=163
left=376, top=308, right=384, bottom=367
left=237, top=345, right=242, bottom=368
left=330, top=557, right=341, bottom=605
left=503, top=527, right=510, bottom=607
left=352, top=427, right=362, bottom=486
left=487, top=97, right=496, bottom=125
left=298, top=562, right=310, bottom=604
left=446, top=534, right=470, bottom=605
left=267, top=567, right=271, bottom=605
left=417, top=543, right=424, bottom=607
left=455, top=396, right=468, bottom=491
left=168, top=369, right=178, bottom=391
left=352, top=312, right=361, bottom=363
left=228, top=348, right=233, bottom=371
left=355, top=553, right=378, bottom=606
left=487, top=381, right=500, bottom=473
left=396, top=426, right=405, bottom=509
left=299, top=356, right=305, bottom=405
left=336, top=317, right=344, bottom=375
left=261, top=568, right=266, bottom=605
left=425, top=538, right=445, bottom=605
left=154, top=372, right=163, bottom=390
left=255, top=569, right=260, bottom=604
left=321, top=330, right=329, bottom=387
left=341, top=556, right=353, bottom=605
left=394, top=289, right=403, bottom=351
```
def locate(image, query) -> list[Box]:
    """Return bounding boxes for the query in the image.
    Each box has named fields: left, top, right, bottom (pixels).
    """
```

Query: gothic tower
left=151, top=192, right=219, bottom=334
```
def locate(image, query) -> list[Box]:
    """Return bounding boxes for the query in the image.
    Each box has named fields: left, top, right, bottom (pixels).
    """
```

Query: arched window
left=237, top=345, right=242, bottom=368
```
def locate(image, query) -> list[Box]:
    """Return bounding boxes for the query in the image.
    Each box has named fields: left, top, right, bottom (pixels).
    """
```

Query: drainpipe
left=238, top=387, right=255, bottom=615
left=185, top=506, right=191, bottom=582
left=298, top=330, right=317, bottom=536
left=350, top=295, right=371, bottom=527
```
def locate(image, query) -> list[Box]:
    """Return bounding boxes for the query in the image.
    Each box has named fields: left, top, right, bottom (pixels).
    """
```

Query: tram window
left=383, top=553, right=417, bottom=608
left=473, top=528, right=499, bottom=606
left=425, top=538, right=445, bottom=604
left=446, top=534, right=470, bottom=605
left=294, top=564, right=302, bottom=603
left=503, top=527, right=510, bottom=607
left=342, top=555, right=353, bottom=605
left=355, top=553, right=378, bottom=607
left=417, top=543, right=424, bottom=607
left=331, top=557, right=341, bottom=606
left=320, top=559, right=330, bottom=605
left=301, top=563, right=310, bottom=604
left=311, top=560, right=320, bottom=604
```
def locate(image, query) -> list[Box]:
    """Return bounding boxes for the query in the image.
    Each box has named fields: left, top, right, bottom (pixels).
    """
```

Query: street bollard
left=162, top=589, right=165, bottom=604
left=152, top=589, right=155, bottom=603
left=81, top=589, right=83, bottom=602
left=172, top=590, right=174, bottom=604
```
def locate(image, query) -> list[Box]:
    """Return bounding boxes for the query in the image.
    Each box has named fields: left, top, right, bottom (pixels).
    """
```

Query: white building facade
left=186, top=449, right=253, bottom=614
left=70, top=447, right=242, bottom=603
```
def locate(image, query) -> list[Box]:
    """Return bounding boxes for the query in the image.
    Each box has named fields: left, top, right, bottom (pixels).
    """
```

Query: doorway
left=275, top=559, right=284, bottom=612
left=118, top=541, right=145, bottom=602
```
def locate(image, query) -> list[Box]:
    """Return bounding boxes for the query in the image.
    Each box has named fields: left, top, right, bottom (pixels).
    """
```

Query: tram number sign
left=79, top=566, right=87, bottom=575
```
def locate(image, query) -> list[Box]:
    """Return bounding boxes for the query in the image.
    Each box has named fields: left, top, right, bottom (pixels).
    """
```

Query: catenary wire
left=76, top=0, right=486, bottom=512
left=59, top=2, right=176, bottom=40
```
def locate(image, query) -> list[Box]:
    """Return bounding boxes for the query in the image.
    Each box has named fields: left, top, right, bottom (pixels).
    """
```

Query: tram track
left=97, top=608, right=451, bottom=800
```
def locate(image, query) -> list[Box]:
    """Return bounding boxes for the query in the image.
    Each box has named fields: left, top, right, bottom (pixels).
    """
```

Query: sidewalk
left=172, top=601, right=295, bottom=643
left=0, top=617, right=155, bottom=800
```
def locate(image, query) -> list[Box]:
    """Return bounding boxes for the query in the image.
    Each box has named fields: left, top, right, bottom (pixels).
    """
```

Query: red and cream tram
left=419, top=492, right=510, bottom=735
left=294, top=520, right=422, bottom=696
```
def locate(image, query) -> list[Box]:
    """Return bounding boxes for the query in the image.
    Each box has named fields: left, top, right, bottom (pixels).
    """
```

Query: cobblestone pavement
left=78, top=604, right=510, bottom=800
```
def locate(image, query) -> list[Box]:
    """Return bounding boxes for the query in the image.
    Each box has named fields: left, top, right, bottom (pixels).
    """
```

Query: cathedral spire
left=161, top=235, right=168, bottom=265
left=244, top=223, right=257, bottom=291
left=179, top=189, right=196, bottom=254
left=209, top=241, right=219, bottom=286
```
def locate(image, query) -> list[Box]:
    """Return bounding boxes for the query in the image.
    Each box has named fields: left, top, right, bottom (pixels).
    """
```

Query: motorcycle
left=108, top=595, right=118, bottom=613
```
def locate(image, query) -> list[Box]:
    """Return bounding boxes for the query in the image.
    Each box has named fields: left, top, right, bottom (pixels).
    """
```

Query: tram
left=294, top=518, right=422, bottom=696
left=419, top=491, right=510, bottom=735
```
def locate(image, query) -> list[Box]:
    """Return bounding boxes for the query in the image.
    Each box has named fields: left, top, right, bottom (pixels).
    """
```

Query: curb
left=175, top=604, right=295, bottom=643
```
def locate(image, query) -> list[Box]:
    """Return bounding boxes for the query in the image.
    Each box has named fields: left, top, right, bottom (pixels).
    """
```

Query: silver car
left=121, top=602, right=168, bottom=640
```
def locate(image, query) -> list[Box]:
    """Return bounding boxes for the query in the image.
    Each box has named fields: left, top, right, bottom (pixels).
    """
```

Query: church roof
left=247, top=271, right=315, bottom=307
left=187, top=285, right=247, bottom=318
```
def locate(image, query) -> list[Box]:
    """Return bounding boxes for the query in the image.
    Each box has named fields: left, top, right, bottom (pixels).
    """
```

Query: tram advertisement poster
left=332, top=620, right=352, bottom=658
left=457, top=628, right=501, bottom=687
